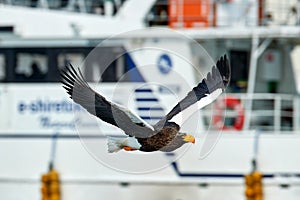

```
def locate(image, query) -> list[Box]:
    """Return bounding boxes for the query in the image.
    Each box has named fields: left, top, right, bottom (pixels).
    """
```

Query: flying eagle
left=61, top=55, right=230, bottom=153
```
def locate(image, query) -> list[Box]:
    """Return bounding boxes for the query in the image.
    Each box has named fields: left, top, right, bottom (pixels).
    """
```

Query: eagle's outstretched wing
left=61, top=64, right=154, bottom=138
left=153, top=54, right=230, bottom=130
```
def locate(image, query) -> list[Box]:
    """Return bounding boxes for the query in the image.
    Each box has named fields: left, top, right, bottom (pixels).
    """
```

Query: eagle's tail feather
left=107, top=137, right=124, bottom=153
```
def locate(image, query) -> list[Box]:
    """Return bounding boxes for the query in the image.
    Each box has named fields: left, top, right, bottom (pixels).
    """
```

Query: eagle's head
left=158, top=133, right=196, bottom=152
left=182, top=134, right=196, bottom=144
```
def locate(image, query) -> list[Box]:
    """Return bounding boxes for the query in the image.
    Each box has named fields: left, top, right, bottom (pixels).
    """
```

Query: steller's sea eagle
left=61, top=54, right=230, bottom=153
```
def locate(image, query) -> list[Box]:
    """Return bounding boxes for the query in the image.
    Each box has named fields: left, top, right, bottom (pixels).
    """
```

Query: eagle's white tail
left=107, top=136, right=142, bottom=153
left=107, top=137, right=124, bottom=153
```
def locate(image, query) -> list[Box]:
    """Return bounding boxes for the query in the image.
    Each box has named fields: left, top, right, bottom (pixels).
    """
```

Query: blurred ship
left=1, top=0, right=300, bottom=200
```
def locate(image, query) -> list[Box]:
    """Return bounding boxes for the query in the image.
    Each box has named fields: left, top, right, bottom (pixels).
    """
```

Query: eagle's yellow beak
left=183, top=134, right=195, bottom=144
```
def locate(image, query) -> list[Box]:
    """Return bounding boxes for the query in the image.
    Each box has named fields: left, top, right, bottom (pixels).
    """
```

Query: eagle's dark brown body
left=137, top=125, right=179, bottom=152
left=135, top=121, right=188, bottom=152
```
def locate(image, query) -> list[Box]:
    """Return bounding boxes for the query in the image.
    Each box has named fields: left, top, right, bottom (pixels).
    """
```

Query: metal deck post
left=244, top=35, right=272, bottom=130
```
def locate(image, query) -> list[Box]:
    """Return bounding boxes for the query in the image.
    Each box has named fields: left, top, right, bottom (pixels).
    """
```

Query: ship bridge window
left=0, top=54, right=5, bottom=81
left=101, top=55, right=124, bottom=82
left=15, top=52, right=48, bottom=82
left=57, top=53, right=85, bottom=70
left=100, top=53, right=145, bottom=82
left=85, top=54, right=128, bottom=82
left=83, top=47, right=145, bottom=83
left=229, top=50, right=250, bottom=93
left=147, top=0, right=168, bottom=26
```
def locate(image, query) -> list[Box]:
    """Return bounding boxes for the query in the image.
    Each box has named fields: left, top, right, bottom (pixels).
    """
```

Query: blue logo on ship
left=157, top=54, right=172, bottom=74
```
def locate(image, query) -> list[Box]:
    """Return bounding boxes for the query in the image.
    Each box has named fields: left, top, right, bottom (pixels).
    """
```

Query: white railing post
left=38, top=0, right=49, bottom=8
left=293, top=96, right=300, bottom=131
left=274, top=96, right=281, bottom=132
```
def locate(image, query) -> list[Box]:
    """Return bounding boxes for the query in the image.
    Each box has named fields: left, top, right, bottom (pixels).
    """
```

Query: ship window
left=0, top=54, right=5, bottom=81
left=229, top=50, right=250, bottom=93
left=147, top=0, right=168, bottom=26
left=83, top=46, right=131, bottom=83
left=86, top=55, right=124, bottom=82
left=57, top=53, right=85, bottom=70
left=101, top=56, right=125, bottom=82
left=62, top=46, right=145, bottom=83
left=15, top=52, right=48, bottom=82
left=98, top=53, right=145, bottom=82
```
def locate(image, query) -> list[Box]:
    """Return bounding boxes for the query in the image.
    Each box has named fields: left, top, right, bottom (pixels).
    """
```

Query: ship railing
left=0, top=0, right=126, bottom=15
left=147, top=0, right=300, bottom=27
left=1, top=0, right=300, bottom=27
left=201, top=93, right=299, bottom=132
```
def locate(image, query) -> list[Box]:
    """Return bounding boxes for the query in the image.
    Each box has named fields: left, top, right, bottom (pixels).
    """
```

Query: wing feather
left=154, top=54, right=230, bottom=130
left=61, top=64, right=154, bottom=138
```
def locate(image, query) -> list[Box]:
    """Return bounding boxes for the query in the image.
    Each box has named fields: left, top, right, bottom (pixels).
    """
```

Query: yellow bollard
left=244, top=171, right=263, bottom=200
left=41, top=170, right=61, bottom=200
